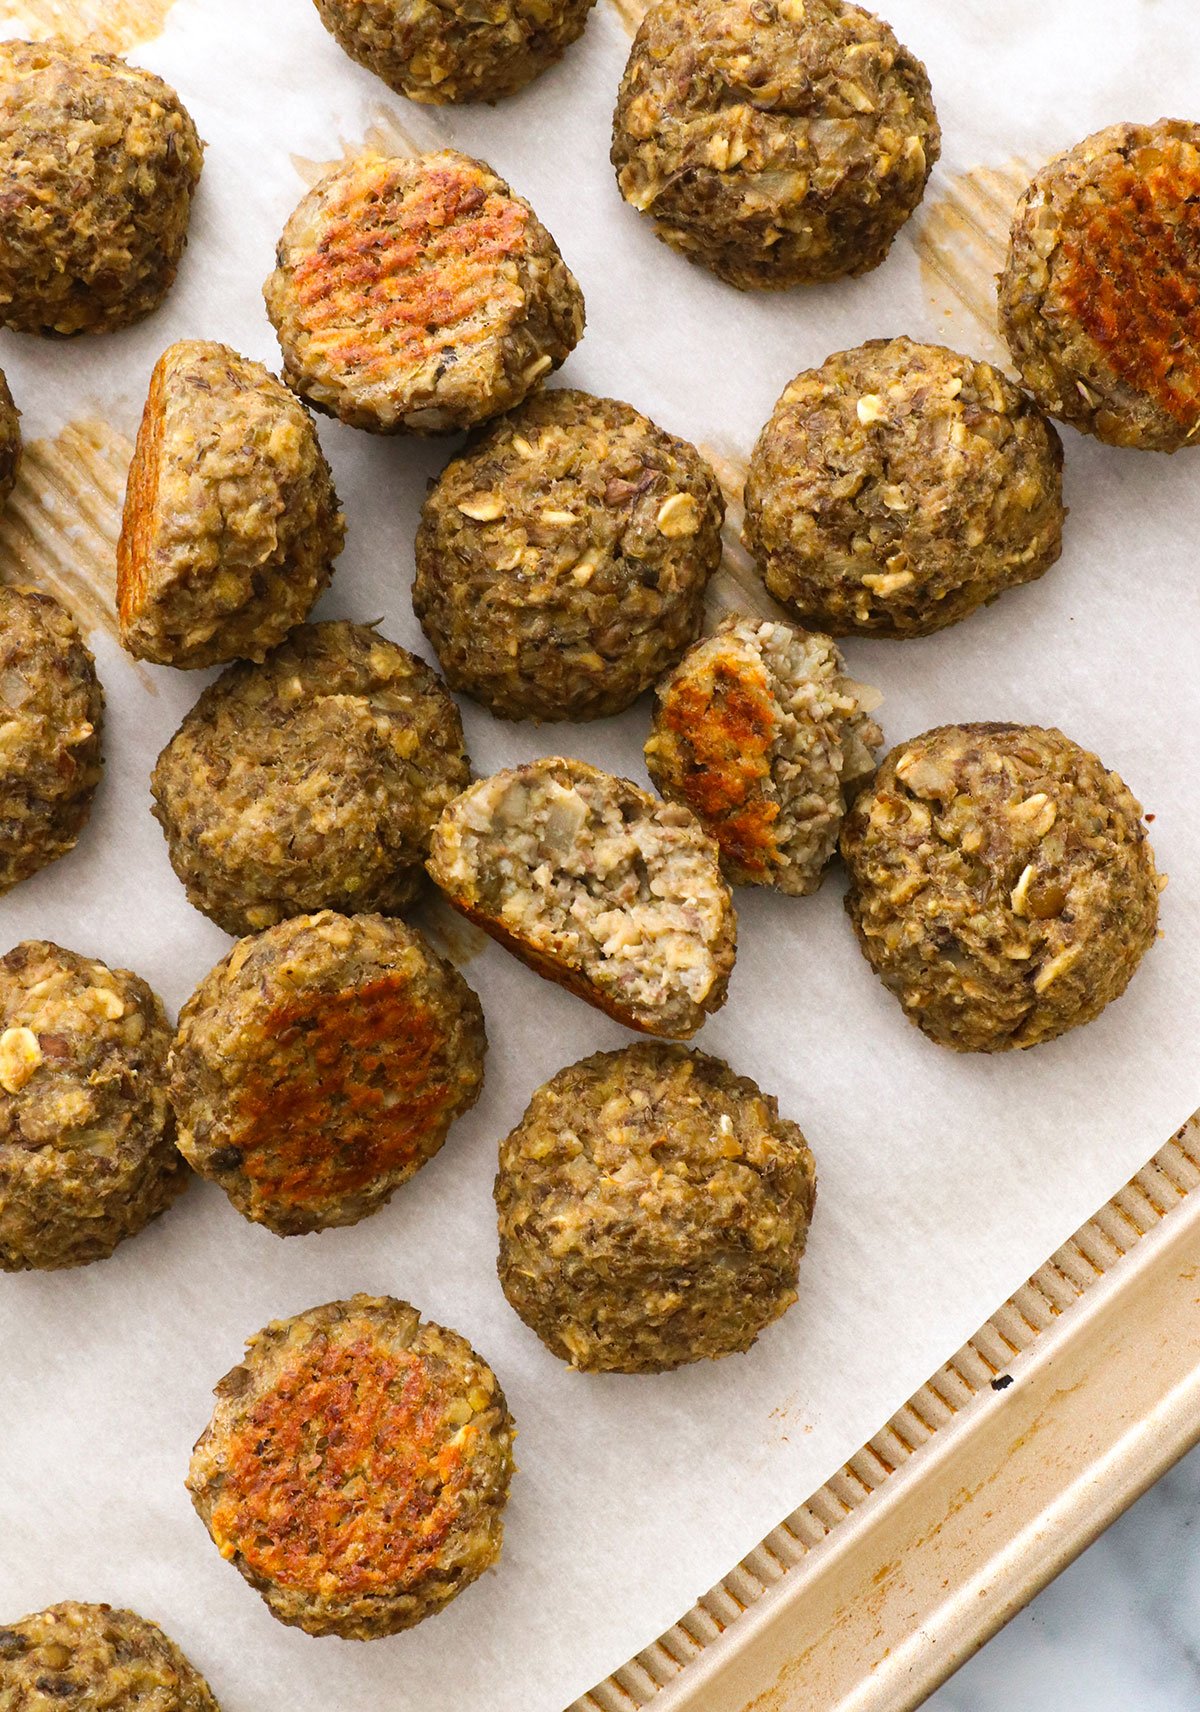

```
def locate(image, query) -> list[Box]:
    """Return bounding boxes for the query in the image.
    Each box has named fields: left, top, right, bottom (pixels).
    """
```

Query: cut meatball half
left=427, top=757, right=735, bottom=1038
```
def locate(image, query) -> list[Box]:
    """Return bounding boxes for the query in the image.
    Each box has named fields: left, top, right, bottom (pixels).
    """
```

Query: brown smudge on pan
left=0, top=418, right=155, bottom=687
left=698, top=442, right=788, bottom=627
left=608, top=0, right=647, bottom=35
left=914, top=160, right=1036, bottom=367
left=291, top=106, right=439, bottom=188
left=413, top=893, right=489, bottom=969
left=0, top=0, right=177, bottom=54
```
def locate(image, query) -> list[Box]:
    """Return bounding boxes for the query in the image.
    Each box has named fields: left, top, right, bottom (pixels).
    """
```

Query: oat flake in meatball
left=611, top=0, right=939, bottom=291
left=188, top=1295, right=515, bottom=1638
left=0, top=39, right=203, bottom=336
left=264, top=150, right=584, bottom=434
left=414, top=389, right=724, bottom=721
left=152, top=621, right=469, bottom=937
left=0, top=368, right=21, bottom=505
left=0, top=1601, right=220, bottom=1711
left=170, top=911, right=486, bottom=1236
left=428, top=756, right=736, bottom=1038
left=313, top=0, right=596, bottom=104
left=743, top=338, right=1066, bottom=638
left=999, top=120, right=1200, bottom=452
left=0, top=941, right=186, bottom=1272
left=118, top=341, right=345, bottom=669
left=646, top=615, right=882, bottom=893
left=840, top=723, right=1162, bottom=1053
left=0, top=586, right=103, bottom=896
left=496, top=1043, right=816, bottom=1372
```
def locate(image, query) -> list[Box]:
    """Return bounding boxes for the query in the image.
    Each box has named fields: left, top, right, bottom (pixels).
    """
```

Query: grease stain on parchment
left=0, top=418, right=133, bottom=652
left=413, top=893, right=490, bottom=970
left=607, top=0, right=646, bottom=36
left=699, top=442, right=789, bottom=627
left=291, top=105, right=441, bottom=187
left=914, top=159, right=1036, bottom=365
left=0, top=0, right=176, bottom=54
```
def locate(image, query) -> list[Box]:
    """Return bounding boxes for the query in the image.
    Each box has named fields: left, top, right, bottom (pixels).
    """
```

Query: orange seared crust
left=231, top=974, right=462, bottom=1208
left=117, top=348, right=167, bottom=635
left=209, top=1335, right=471, bottom=1599
left=289, top=155, right=529, bottom=388
left=1057, top=137, right=1200, bottom=426
left=655, top=656, right=781, bottom=883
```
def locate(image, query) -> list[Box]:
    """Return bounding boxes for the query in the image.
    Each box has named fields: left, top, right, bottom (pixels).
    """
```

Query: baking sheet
left=0, top=2, right=1197, bottom=1709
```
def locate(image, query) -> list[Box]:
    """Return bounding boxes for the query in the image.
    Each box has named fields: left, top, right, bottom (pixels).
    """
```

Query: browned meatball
left=414, top=389, right=724, bottom=720
left=118, top=341, right=345, bottom=669
left=264, top=150, right=584, bottom=434
left=840, top=724, right=1163, bottom=1051
left=0, top=39, right=203, bottom=336
left=0, top=368, right=21, bottom=505
left=496, top=1043, right=816, bottom=1371
left=0, top=1602, right=220, bottom=1711
left=611, top=0, right=939, bottom=290
left=0, top=586, right=103, bottom=895
left=999, top=120, right=1200, bottom=451
left=743, top=338, right=1065, bottom=637
left=313, top=0, right=596, bottom=103
left=152, top=622, right=470, bottom=936
left=0, top=941, right=186, bottom=1272
left=170, top=911, right=486, bottom=1236
left=188, top=1296, right=515, bottom=1637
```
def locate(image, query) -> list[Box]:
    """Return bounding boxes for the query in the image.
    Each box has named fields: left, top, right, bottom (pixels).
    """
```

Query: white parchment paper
left=1, top=2, right=1197, bottom=1707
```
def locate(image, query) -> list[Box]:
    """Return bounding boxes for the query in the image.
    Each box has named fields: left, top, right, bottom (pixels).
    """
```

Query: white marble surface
left=926, top=1447, right=1200, bottom=1710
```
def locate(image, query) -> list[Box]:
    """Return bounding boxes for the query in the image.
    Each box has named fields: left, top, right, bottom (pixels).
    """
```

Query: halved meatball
left=170, top=911, right=486, bottom=1236
left=427, top=756, right=736, bottom=1038
left=264, top=150, right=584, bottom=433
left=999, top=120, right=1200, bottom=451
left=646, top=614, right=882, bottom=892
left=188, top=1295, right=515, bottom=1638
left=118, top=341, right=345, bottom=669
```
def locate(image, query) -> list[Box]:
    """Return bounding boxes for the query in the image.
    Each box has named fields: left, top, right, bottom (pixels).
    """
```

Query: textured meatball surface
left=0, top=39, right=203, bottom=336
left=152, top=622, right=470, bottom=937
left=999, top=120, right=1200, bottom=451
left=0, top=1601, right=220, bottom=1712
left=188, top=1296, right=515, bottom=1638
left=0, top=586, right=103, bottom=896
left=0, top=368, right=20, bottom=505
left=118, top=341, right=345, bottom=669
left=743, top=338, right=1066, bottom=637
left=496, top=1043, right=816, bottom=1371
left=611, top=0, right=939, bottom=290
left=840, top=724, right=1162, bottom=1052
left=170, top=912, right=486, bottom=1236
left=264, top=150, right=584, bottom=434
left=428, top=756, right=736, bottom=1038
left=646, top=615, right=882, bottom=892
left=0, top=941, right=185, bottom=1272
left=313, top=0, right=596, bottom=103
left=414, top=389, right=724, bottom=720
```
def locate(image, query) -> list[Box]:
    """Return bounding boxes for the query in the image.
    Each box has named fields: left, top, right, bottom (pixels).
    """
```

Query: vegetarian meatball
left=0, top=368, right=21, bottom=505
left=170, top=912, right=486, bottom=1236
left=118, top=341, right=345, bottom=669
left=313, top=0, right=596, bottom=104
left=264, top=150, right=584, bottom=434
left=0, top=39, right=203, bottom=336
left=743, top=338, right=1066, bottom=638
left=413, top=389, right=724, bottom=720
left=0, top=941, right=186, bottom=1272
left=0, top=586, right=103, bottom=895
left=427, top=756, right=736, bottom=1038
left=152, top=622, right=469, bottom=937
left=999, top=120, right=1200, bottom=452
left=840, top=724, right=1162, bottom=1052
left=188, top=1295, right=515, bottom=1638
left=0, top=1601, right=220, bottom=1712
left=645, top=615, right=882, bottom=892
left=496, top=1043, right=816, bottom=1372
left=610, top=0, right=939, bottom=290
